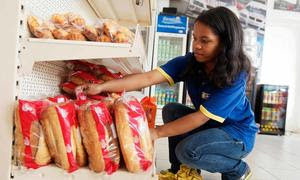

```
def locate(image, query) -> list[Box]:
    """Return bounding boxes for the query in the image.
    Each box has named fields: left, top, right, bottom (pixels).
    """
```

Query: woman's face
left=192, top=22, right=221, bottom=64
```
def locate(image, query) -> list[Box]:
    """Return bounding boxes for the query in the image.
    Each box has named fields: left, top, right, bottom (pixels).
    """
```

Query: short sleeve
left=199, top=72, right=247, bottom=123
left=156, top=53, right=192, bottom=86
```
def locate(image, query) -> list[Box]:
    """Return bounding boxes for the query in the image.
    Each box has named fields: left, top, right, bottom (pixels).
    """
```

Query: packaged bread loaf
left=78, top=100, right=120, bottom=174
left=14, top=100, right=51, bottom=169
left=69, top=70, right=103, bottom=85
left=113, top=95, right=153, bottom=173
left=40, top=102, right=87, bottom=172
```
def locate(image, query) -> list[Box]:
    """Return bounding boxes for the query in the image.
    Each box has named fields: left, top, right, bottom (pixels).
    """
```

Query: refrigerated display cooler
left=0, top=0, right=158, bottom=179
left=255, top=84, right=288, bottom=135
left=150, top=13, right=188, bottom=109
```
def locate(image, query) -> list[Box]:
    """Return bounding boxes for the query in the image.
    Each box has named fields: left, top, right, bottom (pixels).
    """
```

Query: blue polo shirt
left=157, top=53, right=258, bottom=151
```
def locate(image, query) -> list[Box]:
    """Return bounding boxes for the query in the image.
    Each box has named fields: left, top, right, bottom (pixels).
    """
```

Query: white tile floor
left=155, top=132, right=300, bottom=180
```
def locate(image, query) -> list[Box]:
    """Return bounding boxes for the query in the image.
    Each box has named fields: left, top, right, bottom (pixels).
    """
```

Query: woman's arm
left=78, top=69, right=167, bottom=95
left=151, top=111, right=210, bottom=140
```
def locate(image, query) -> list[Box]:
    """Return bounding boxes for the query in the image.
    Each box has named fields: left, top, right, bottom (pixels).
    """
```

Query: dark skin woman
left=78, top=7, right=257, bottom=180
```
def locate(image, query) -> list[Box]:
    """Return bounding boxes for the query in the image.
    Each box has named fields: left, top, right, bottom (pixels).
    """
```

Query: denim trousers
left=162, top=103, right=251, bottom=180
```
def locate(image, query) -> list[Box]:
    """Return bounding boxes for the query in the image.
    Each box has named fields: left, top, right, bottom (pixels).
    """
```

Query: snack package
left=27, top=15, right=54, bottom=39
left=140, top=97, right=157, bottom=129
left=69, top=70, right=103, bottom=85
left=113, top=95, right=153, bottom=173
left=14, top=100, right=51, bottom=169
left=99, top=19, right=134, bottom=43
left=78, top=101, right=120, bottom=174
left=41, top=102, right=87, bottom=172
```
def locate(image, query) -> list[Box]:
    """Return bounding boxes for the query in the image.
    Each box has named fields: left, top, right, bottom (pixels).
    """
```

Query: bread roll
left=83, top=25, right=99, bottom=41
left=14, top=100, right=51, bottom=169
left=69, top=70, right=103, bottom=85
left=78, top=101, right=120, bottom=174
left=41, top=102, right=86, bottom=172
left=114, top=95, right=153, bottom=173
left=52, top=28, right=69, bottom=40
left=51, top=14, right=69, bottom=28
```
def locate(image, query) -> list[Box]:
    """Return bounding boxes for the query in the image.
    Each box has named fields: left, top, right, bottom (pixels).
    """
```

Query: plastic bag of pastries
left=40, top=101, right=87, bottom=172
left=64, top=12, right=86, bottom=30
left=77, top=100, right=120, bottom=174
left=27, top=15, right=54, bottom=39
left=14, top=99, right=52, bottom=169
left=50, top=13, right=69, bottom=29
left=113, top=94, right=153, bottom=173
left=97, top=19, right=133, bottom=43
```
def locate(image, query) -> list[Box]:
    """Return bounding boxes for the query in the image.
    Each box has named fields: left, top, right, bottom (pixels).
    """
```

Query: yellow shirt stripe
left=200, top=105, right=225, bottom=123
left=156, top=67, right=175, bottom=86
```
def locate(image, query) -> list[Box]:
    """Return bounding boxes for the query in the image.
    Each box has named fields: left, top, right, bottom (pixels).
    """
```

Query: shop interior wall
left=260, top=0, right=300, bottom=132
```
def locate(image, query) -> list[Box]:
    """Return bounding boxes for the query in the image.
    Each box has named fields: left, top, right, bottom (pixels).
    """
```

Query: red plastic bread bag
left=114, top=95, right=153, bottom=173
left=14, top=100, right=51, bottom=169
left=77, top=101, right=120, bottom=174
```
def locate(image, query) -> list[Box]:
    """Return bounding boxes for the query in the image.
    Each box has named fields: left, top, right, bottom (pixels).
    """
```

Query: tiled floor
left=155, top=132, right=300, bottom=180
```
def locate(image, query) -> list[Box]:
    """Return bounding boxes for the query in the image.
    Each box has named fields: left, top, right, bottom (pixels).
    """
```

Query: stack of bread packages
left=27, top=13, right=135, bottom=43
left=14, top=59, right=155, bottom=174
left=61, top=60, right=122, bottom=99
left=114, top=95, right=154, bottom=173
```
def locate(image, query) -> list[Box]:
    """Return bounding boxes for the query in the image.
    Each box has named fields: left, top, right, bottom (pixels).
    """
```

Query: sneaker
left=239, top=166, right=252, bottom=180
left=176, top=165, right=203, bottom=180
left=159, top=169, right=176, bottom=180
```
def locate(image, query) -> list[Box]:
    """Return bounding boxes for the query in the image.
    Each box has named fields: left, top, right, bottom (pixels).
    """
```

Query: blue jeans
left=162, top=103, right=251, bottom=180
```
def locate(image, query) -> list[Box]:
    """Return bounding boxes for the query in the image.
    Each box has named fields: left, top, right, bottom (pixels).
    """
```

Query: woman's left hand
left=149, top=128, right=159, bottom=141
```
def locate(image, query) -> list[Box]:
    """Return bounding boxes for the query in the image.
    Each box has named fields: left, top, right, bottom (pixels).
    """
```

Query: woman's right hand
left=76, top=83, right=104, bottom=95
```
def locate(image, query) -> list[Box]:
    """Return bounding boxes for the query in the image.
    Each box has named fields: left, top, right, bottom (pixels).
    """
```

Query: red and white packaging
left=77, top=101, right=120, bottom=174
left=69, top=70, right=103, bottom=85
left=40, top=102, right=87, bottom=172
left=113, top=95, right=153, bottom=173
left=48, top=95, right=69, bottom=103
left=61, top=82, right=77, bottom=95
left=14, top=99, right=52, bottom=169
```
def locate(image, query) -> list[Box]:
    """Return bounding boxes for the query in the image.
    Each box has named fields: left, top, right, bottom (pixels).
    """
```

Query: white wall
left=260, top=0, right=300, bottom=132
left=157, top=0, right=170, bottom=12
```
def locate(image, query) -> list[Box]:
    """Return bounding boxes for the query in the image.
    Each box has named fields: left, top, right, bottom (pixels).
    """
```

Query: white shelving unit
left=0, top=0, right=158, bottom=179
left=19, top=26, right=146, bottom=75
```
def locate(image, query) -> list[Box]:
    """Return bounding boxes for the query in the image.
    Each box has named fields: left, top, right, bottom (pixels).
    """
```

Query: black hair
left=181, top=7, right=252, bottom=88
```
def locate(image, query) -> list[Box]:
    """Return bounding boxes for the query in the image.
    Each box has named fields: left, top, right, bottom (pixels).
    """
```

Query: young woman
left=78, top=7, right=258, bottom=180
